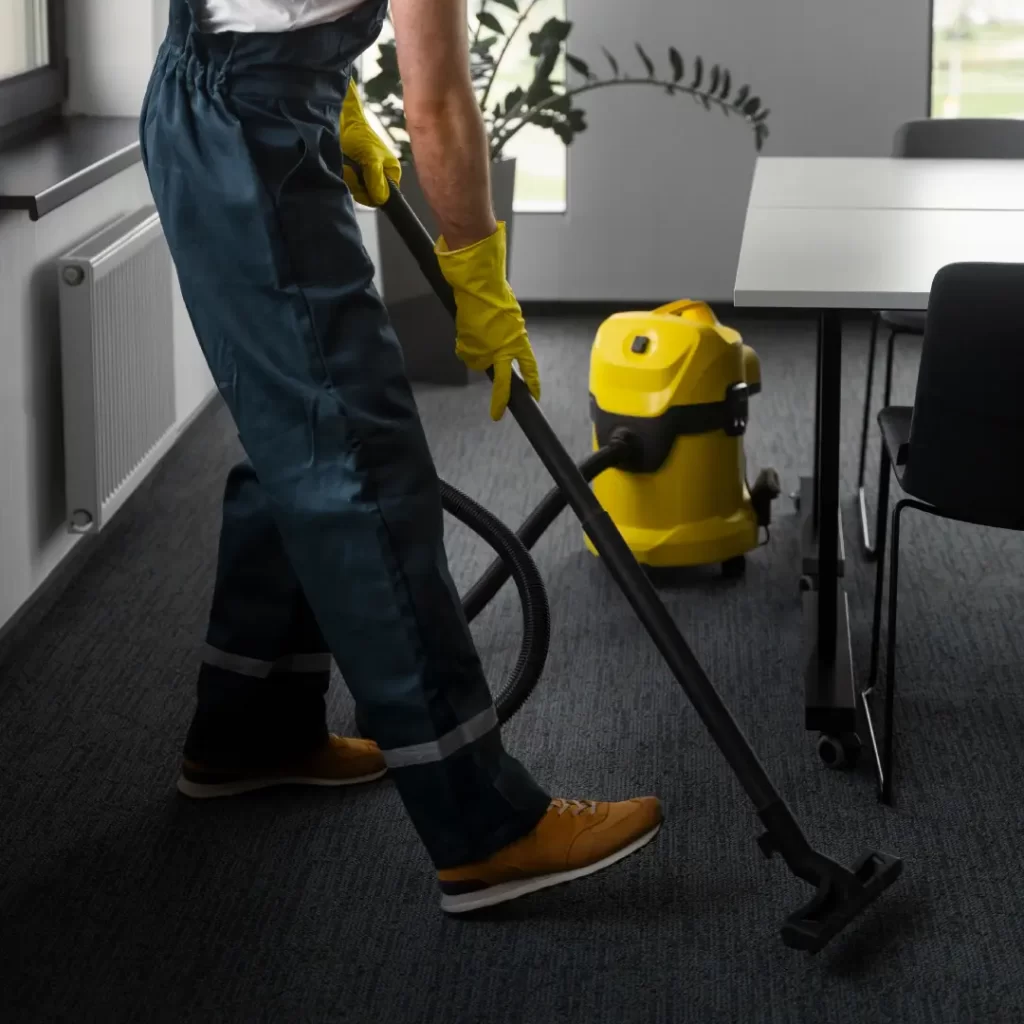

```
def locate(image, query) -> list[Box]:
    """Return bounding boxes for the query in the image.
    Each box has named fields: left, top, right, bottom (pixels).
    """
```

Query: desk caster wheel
left=722, top=555, right=746, bottom=579
left=799, top=574, right=815, bottom=592
left=791, top=490, right=801, bottom=512
left=817, top=731, right=862, bottom=770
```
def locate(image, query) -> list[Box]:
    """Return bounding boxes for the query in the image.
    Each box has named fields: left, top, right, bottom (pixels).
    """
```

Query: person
left=140, top=0, right=662, bottom=913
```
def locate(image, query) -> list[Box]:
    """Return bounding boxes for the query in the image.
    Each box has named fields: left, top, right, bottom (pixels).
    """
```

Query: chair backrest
left=893, top=118, right=1024, bottom=159
left=905, top=262, right=1024, bottom=523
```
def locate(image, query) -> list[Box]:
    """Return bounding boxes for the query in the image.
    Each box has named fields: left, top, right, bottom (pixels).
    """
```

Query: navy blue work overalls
left=140, top=0, right=550, bottom=868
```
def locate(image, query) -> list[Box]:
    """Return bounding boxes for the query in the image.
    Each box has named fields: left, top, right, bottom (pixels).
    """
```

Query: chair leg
left=867, top=446, right=892, bottom=692
left=882, top=329, right=897, bottom=407
left=859, top=328, right=898, bottom=560
left=856, top=314, right=880, bottom=491
left=880, top=498, right=908, bottom=806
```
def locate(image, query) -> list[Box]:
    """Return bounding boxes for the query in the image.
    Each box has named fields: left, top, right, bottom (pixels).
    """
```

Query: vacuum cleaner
left=587, top=299, right=781, bottom=574
left=367, top=167, right=903, bottom=954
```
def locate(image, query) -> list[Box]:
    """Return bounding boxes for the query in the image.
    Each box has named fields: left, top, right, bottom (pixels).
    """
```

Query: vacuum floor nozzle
left=779, top=850, right=904, bottom=953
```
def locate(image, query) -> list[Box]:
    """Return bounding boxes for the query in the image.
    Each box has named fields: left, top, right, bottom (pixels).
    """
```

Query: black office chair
left=865, top=262, right=1024, bottom=806
left=857, top=118, right=1024, bottom=558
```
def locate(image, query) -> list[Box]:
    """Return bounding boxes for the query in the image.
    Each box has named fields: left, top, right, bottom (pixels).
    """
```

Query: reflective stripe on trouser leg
left=183, top=460, right=332, bottom=765
left=143, top=1, right=550, bottom=869
left=200, top=644, right=333, bottom=679
left=380, top=706, right=498, bottom=769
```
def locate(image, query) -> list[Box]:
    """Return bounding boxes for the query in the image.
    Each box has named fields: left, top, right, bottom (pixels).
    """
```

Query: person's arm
left=389, top=0, right=497, bottom=250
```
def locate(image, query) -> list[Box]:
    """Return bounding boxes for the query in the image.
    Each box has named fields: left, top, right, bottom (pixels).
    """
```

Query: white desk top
left=748, top=157, right=1024, bottom=212
left=734, top=207, right=1024, bottom=310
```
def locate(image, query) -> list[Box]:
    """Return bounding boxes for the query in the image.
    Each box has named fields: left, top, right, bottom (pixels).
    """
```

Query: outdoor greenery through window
left=0, top=0, right=49, bottom=81
left=932, top=0, right=1024, bottom=117
left=360, top=0, right=568, bottom=213
left=0, top=0, right=50, bottom=82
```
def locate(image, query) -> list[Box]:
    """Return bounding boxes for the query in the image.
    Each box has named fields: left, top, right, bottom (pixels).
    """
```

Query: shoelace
left=551, top=798, right=598, bottom=817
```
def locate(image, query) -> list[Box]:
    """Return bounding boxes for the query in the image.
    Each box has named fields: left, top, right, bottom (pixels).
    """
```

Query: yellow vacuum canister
left=587, top=299, right=779, bottom=572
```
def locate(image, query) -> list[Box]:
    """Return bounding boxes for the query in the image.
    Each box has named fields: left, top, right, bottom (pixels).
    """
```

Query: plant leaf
left=566, top=54, right=592, bottom=79
left=602, top=47, right=620, bottom=77
left=541, top=17, right=573, bottom=43
left=635, top=43, right=655, bottom=78
left=553, top=121, right=574, bottom=145
left=733, top=84, right=750, bottom=108
left=472, top=36, right=498, bottom=56
left=719, top=69, right=731, bottom=99
left=710, top=65, right=720, bottom=94
left=669, top=46, right=683, bottom=82
left=365, top=71, right=401, bottom=103
left=699, top=93, right=712, bottom=111
left=477, top=11, right=505, bottom=34
left=530, top=17, right=572, bottom=53
left=691, top=55, right=703, bottom=89
left=502, top=86, right=525, bottom=115
left=489, top=0, right=519, bottom=9
left=743, top=96, right=761, bottom=116
left=377, top=39, right=399, bottom=74
left=752, top=107, right=770, bottom=123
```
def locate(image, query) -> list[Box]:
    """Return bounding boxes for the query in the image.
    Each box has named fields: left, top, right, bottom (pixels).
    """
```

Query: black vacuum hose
left=436, top=436, right=631, bottom=725
left=461, top=438, right=632, bottom=624
left=439, top=479, right=552, bottom=725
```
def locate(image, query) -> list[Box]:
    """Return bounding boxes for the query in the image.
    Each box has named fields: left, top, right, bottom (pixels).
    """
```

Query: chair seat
left=880, top=310, right=926, bottom=334
left=878, top=404, right=1024, bottom=530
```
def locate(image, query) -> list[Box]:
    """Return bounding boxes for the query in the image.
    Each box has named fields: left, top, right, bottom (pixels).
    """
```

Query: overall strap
left=168, top=0, right=200, bottom=44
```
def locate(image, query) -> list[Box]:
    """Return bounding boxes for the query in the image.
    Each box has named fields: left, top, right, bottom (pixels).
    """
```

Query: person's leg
left=185, top=460, right=328, bottom=764
left=143, top=0, right=661, bottom=904
left=177, top=458, right=385, bottom=797
left=141, top=6, right=549, bottom=868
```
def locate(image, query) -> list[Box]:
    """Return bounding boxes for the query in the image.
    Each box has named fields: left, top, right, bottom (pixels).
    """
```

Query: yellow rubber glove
left=340, top=78, right=401, bottom=207
left=435, top=222, right=541, bottom=421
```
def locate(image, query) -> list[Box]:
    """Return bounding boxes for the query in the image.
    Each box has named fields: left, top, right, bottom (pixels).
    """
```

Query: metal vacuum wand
left=374, top=170, right=903, bottom=953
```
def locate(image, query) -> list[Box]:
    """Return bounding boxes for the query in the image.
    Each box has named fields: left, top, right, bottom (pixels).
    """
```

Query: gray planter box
left=376, top=158, right=516, bottom=386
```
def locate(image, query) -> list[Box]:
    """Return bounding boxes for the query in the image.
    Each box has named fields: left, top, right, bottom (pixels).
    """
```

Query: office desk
left=747, top=156, right=1024, bottom=212
left=733, top=156, right=1024, bottom=782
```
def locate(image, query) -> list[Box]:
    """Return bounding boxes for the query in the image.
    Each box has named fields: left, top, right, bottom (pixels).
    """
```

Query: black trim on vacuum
left=590, top=381, right=759, bottom=474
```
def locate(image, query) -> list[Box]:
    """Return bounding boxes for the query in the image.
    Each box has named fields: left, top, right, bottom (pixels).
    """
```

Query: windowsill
left=0, top=115, right=142, bottom=221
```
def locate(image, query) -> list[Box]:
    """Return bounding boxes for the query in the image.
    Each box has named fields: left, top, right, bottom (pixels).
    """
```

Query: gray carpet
left=3, top=314, right=1024, bottom=1024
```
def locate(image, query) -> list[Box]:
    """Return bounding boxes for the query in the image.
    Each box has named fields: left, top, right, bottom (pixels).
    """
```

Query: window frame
left=0, top=0, right=68, bottom=141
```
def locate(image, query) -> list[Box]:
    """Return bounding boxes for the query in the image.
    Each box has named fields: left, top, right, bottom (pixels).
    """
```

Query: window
left=0, top=0, right=67, bottom=140
left=931, top=0, right=1024, bottom=118
left=360, top=0, right=568, bottom=213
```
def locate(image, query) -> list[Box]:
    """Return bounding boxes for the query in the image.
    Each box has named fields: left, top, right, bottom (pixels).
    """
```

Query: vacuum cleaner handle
left=367, top=166, right=903, bottom=954
left=350, top=160, right=529, bottom=405
left=377, top=180, right=458, bottom=322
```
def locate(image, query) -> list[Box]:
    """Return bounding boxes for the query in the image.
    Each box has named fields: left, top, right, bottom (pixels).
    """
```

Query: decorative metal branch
left=362, top=7, right=771, bottom=164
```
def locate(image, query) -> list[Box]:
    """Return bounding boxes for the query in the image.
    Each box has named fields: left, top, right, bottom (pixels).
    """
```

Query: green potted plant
left=360, top=3, right=771, bottom=385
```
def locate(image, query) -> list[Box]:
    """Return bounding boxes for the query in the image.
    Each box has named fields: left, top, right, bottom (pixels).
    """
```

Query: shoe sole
left=176, top=768, right=387, bottom=799
left=439, top=822, right=662, bottom=914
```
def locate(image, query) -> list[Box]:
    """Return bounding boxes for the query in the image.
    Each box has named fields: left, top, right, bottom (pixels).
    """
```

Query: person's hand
left=339, top=78, right=401, bottom=207
left=435, top=222, right=541, bottom=421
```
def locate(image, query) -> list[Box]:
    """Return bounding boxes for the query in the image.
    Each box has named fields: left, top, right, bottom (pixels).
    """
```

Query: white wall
left=509, top=0, right=932, bottom=301
left=0, top=0, right=213, bottom=634
left=65, top=0, right=161, bottom=116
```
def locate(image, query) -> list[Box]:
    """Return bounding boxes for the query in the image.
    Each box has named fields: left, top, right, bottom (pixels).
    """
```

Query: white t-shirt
left=198, top=0, right=369, bottom=33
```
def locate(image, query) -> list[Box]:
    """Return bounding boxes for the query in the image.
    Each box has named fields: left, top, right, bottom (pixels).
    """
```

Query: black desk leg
left=804, top=311, right=857, bottom=746
left=816, top=310, right=842, bottom=667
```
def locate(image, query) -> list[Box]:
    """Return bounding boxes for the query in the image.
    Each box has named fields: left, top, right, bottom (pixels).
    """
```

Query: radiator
left=57, top=206, right=177, bottom=534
